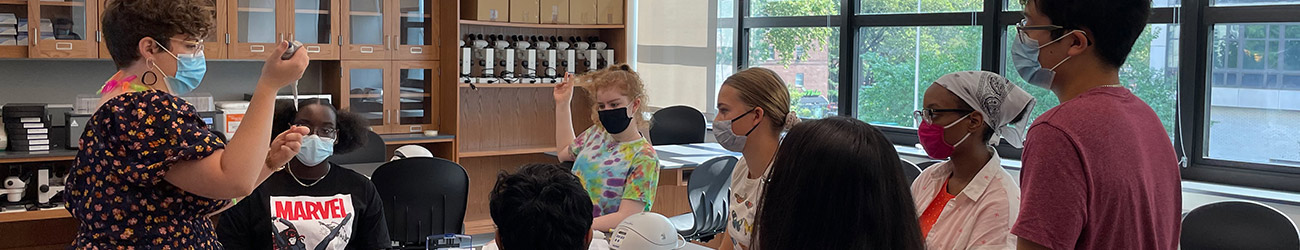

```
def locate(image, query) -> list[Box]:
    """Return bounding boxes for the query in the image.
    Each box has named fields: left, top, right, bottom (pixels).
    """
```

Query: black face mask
left=598, top=107, right=633, bottom=134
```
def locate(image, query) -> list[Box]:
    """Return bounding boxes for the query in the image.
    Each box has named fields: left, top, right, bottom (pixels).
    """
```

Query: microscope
left=471, top=34, right=491, bottom=84
left=574, top=37, right=594, bottom=74
left=460, top=35, right=474, bottom=84
left=0, top=175, right=25, bottom=207
left=36, top=169, right=63, bottom=208
left=493, top=35, right=514, bottom=82
left=514, top=35, right=538, bottom=83
left=536, top=36, right=558, bottom=84
left=593, top=37, right=615, bottom=69
left=555, top=36, right=575, bottom=77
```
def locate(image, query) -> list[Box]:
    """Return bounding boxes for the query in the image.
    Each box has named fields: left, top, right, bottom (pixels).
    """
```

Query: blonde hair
left=723, top=67, right=796, bottom=130
left=578, top=64, right=648, bottom=129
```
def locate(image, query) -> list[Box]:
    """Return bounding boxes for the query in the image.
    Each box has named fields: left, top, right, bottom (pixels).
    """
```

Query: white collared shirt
left=910, top=149, right=1021, bottom=250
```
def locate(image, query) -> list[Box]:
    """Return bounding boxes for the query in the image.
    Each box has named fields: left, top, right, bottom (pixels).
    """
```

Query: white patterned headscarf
left=935, top=71, right=1037, bottom=148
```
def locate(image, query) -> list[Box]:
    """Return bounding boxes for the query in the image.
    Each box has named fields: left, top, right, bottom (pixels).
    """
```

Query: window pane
left=1008, top=0, right=1180, bottom=11
left=720, top=0, right=735, bottom=18
left=749, top=0, right=839, bottom=17
left=1208, top=22, right=1300, bottom=167
left=861, top=0, right=981, bottom=14
left=715, top=27, right=736, bottom=114
left=1214, top=0, right=1300, bottom=6
left=857, top=26, right=982, bottom=128
left=1003, top=24, right=1179, bottom=137
left=749, top=27, right=840, bottom=119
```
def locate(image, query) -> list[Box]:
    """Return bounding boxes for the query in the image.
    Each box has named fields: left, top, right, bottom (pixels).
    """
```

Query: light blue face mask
left=151, top=40, right=207, bottom=96
left=1011, top=30, right=1081, bottom=90
left=295, top=135, right=336, bottom=166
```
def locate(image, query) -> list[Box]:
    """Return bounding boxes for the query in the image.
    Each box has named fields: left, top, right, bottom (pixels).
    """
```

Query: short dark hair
left=271, top=99, right=369, bottom=154
left=754, top=117, right=924, bottom=250
left=1026, top=0, right=1151, bottom=68
left=490, top=164, right=594, bottom=250
left=102, top=0, right=213, bottom=69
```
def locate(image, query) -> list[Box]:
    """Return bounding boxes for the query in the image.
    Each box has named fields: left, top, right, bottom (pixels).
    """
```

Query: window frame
left=716, top=0, right=1300, bottom=192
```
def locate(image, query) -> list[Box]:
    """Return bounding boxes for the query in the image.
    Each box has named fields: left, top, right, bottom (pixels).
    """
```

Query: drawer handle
left=250, top=45, right=265, bottom=53
left=306, top=45, right=321, bottom=53
left=410, top=47, right=423, bottom=54
left=55, top=42, right=73, bottom=50
left=361, top=46, right=374, bottom=54
left=410, top=125, right=422, bottom=132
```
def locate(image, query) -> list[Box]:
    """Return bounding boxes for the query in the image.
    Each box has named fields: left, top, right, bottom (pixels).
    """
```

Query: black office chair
left=649, top=106, right=707, bottom=146
left=917, top=160, right=943, bottom=170
left=1181, top=200, right=1300, bottom=250
left=330, top=130, right=386, bottom=164
left=899, top=158, right=922, bottom=185
left=668, top=156, right=738, bottom=242
left=371, top=157, right=470, bottom=249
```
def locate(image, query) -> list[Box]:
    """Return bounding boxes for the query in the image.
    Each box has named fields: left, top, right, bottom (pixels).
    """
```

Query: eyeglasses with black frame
left=913, top=108, right=974, bottom=125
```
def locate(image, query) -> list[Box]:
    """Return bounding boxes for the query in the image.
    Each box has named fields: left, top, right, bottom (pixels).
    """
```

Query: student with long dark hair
left=752, top=117, right=924, bottom=250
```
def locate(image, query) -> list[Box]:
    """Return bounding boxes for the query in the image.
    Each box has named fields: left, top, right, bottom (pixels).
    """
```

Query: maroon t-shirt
left=1012, top=87, right=1182, bottom=249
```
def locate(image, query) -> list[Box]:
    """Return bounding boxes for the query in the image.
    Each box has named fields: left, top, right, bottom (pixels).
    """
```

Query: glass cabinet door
left=342, top=61, right=391, bottom=131
left=31, top=0, right=97, bottom=58
left=230, top=0, right=280, bottom=59
left=201, top=0, right=226, bottom=59
left=393, top=0, right=436, bottom=60
left=392, top=61, right=437, bottom=133
left=292, top=0, right=338, bottom=59
left=343, top=0, right=389, bottom=59
left=0, top=1, right=29, bottom=58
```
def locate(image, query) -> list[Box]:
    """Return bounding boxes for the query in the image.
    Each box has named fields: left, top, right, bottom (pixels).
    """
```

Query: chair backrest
left=370, top=157, right=470, bottom=245
left=687, top=156, right=738, bottom=234
left=330, top=130, right=387, bottom=164
left=899, top=158, right=922, bottom=185
left=1181, top=200, right=1300, bottom=250
left=649, top=106, right=707, bottom=146
left=917, top=160, right=943, bottom=171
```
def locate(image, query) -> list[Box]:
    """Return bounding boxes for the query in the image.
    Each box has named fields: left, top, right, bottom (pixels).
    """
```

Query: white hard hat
left=610, top=212, right=686, bottom=250
left=391, top=145, right=434, bottom=161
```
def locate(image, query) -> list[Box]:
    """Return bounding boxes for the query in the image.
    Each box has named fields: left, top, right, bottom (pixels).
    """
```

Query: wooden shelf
left=459, top=19, right=625, bottom=29
left=237, top=7, right=275, bottom=13
left=0, top=46, right=29, bottom=58
left=36, top=1, right=85, bottom=7
left=0, top=208, right=70, bottom=223
left=399, top=93, right=431, bottom=98
left=349, top=11, right=383, bottom=17
left=459, top=146, right=554, bottom=158
left=294, top=9, right=330, bottom=15
left=401, top=13, right=432, bottom=18
left=0, top=149, right=78, bottom=164
left=459, top=83, right=558, bottom=88
left=349, top=94, right=382, bottom=98
left=0, top=0, right=27, bottom=5
left=381, top=134, right=454, bottom=145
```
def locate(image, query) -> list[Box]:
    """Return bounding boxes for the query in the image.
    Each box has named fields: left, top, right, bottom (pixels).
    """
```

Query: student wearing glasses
left=217, top=99, right=390, bottom=250
left=1012, top=0, right=1181, bottom=249
left=910, top=71, right=1036, bottom=249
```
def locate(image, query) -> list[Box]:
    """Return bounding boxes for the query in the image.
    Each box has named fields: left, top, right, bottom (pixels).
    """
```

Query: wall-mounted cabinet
left=96, top=0, right=227, bottom=59
left=341, top=0, right=438, bottom=60
left=0, top=0, right=98, bottom=58
left=331, top=60, right=440, bottom=134
left=290, top=0, right=340, bottom=60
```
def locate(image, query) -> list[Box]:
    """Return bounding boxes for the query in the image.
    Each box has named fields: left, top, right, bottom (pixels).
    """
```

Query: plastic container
left=180, top=93, right=215, bottom=112
left=216, top=102, right=249, bottom=136
left=73, top=94, right=99, bottom=114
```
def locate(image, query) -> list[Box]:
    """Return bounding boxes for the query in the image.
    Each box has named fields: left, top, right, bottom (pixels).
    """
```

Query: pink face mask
left=917, top=113, right=972, bottom=160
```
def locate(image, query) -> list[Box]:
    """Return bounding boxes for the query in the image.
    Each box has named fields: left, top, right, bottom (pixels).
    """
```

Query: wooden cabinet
left=96, top=0, right=227, bottom=59
left=336, top=60, right=439, bottom=134
left=228, top=0, right=284, bottom=59
left=289, top=0, right=340, bottom=60
left=26, top=0, right=97, bottom=58
left=0, top=0, right=29, bottom=58
left=341, top=0, right=438, bottom=60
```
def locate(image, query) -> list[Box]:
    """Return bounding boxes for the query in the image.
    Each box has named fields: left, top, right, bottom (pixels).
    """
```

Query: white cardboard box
left=0, top=13, right=16, bottom=25
left=0, top=24, right=16, bottom=35
left=0, top=35, right=16, bottom=46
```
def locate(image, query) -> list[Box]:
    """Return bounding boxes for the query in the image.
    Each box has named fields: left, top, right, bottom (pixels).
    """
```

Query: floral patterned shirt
left=66, top=90, right=230, bottom=248
left=569, top=125, right=660, bottom=217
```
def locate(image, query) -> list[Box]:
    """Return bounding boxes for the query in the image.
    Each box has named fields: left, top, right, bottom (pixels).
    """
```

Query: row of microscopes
left=460, top=34, right=616, bottom=84
left=0, top=167, right=65, bottom=211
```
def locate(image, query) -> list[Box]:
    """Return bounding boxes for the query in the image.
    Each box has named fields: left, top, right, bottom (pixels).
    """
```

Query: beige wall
left=635, top=0, right=714, bottom=115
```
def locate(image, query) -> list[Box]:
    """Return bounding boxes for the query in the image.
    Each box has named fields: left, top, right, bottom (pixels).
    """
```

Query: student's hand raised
left=265, top=126, right=311, bottom=170
left=554, top=73, right=576, bottom=104
left=258, top=40, right=310, bottom=89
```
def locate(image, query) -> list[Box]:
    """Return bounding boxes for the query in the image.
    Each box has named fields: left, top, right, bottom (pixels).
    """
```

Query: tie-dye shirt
left=569, top=125, right=660, bottom=217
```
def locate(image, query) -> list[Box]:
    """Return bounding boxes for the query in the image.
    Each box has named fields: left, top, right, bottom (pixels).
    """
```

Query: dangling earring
left=142, top=71, right=158, bottom=86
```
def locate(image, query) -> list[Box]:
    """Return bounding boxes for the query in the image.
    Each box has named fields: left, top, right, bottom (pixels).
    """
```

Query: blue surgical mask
left=1011, top=30, right=1080, bottom=89
left=151, top=40, right=207, bottom=96
left=295, top=135, right=336, bottom=166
